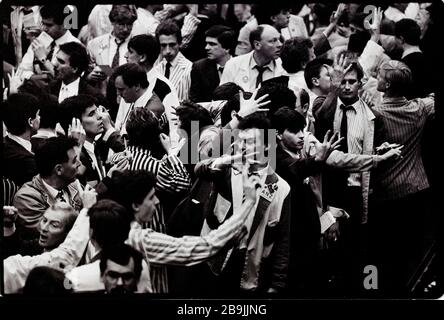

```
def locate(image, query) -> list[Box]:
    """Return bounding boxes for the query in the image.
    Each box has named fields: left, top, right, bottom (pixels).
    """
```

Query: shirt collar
left=382, top=96, right=408, bottom=104
left=165, top=54, right=180, bottom=68
left=402, top=46, right=422, bottom=59
left=61, top=77, right=80, bottom=92
left=7, top=134, right=33, bottom=154
left=134, top=87, right=153, bottom=108
left=55, top=30, right=73, bottom=46
left=32, top=128, right=57, bottom=139
left=41, top=178, right=62, bottom=199
left=110, top=33, right=129, bottom=45
left=338, top=97, right=361, bottom=112
left=83, top=140, right=95, bottom=155
left=250, top=54, right=275, bottom=71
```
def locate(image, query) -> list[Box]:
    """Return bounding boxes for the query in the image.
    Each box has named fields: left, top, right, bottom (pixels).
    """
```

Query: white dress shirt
left=83, top=140, right=105, bottom=180
left=58, top=77, right=80, bottom=103
left=41, top=179, right=68, bottom=203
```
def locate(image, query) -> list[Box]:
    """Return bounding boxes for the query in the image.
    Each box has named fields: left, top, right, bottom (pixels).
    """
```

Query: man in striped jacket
left=369, top=60, right=435, bottom=296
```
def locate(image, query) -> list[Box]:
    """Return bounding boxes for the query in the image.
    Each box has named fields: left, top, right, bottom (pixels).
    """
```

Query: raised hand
left=238, top=88, right=270, bottom=118
left=68, top=118, right=86, bottom=146
left=367, top=7, right=383, bottom=41
left=3, top=205, right=18, bottom=226
left=97, top=105, right=114, bottom=131
left=78, top=183, right=97, bottom=209
left=212, top=151, right=259, bottom=170
left=330, top=54, right=353, bottom=88
left=330, top=3, right=346, bottom=25
left=31, top=37, right=49, bottom=61
left=315, top=130, right=343, bottom=161
left=107, top=156, right=130, bottom=178
left=7, top=68, right=24, bottom=95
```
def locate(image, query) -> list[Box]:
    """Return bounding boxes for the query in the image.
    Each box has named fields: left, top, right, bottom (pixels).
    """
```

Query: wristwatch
left=234, top=113, right=244, bottom=121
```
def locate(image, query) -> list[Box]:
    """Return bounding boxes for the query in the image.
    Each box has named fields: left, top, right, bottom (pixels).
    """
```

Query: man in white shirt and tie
left=17, top=4, right=81, bottom=82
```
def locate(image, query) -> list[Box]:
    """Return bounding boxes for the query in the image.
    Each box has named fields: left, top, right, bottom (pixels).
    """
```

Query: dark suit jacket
left=49, top=78, right=107, bottom=107
left=78, top=132, right=125, bottom=186
left=190, top=58, right=220, bottom=102
left=3, top=136, right=37, bottom=186
left=402, top=52, right=432, bottom=99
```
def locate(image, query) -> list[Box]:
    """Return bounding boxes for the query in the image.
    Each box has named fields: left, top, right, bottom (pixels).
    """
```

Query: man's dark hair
left=345, top=61, right=364, bottom=81
left=176, top=101, right=214, bottom=137
left=126, top=107, right=160, bottom=151
left=38, top=94, right=60, bottom=130
left=59, top=94, right=97, bottom=133
left=113, top=63, right=149, bottom=89
left=220, top=92, right=252, bottom=127
left=128, top=35, right=160, bottom=67
left=24, top=266, right=71, bottom=295
left=59, top=42, right=89, bottom=75
left=271, top=106, right=306, bottom=134
left=35, top=136, right=78, bottom=177
left=109, top=5, right=138, bottom=24
left=104, top=170, right=157, bottom=215
left=2, top=93, right=40, bottom=135
left=99, top=243, right=143, bottom=280
left=280, top=37, right=314, bottom=73
left=40, top=4, right=68, bottom=25
left=88, top=199, right=132, bottom=249
left=257, top=82, right=296, bottom=118
left=395, top=18, right=421, bottom=46
left=212, top=82, right=243, bottom=101
left=18, top=78, right=50, bottom=97
left=155, top=19, right=182, bottom=44
left=238, top=112, right=271, bottom=146
left=304, top=58, right=333, bottom=89
left=205, top=25, right=237, bottom=53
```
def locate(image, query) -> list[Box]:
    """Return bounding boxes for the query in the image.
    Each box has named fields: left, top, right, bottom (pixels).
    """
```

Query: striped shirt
left=126, top=198, right=254, bottom=266
left=111, top=146, right=191, bottom=194
left=3, top=178, right=19, bottom=206
left=336, top=98, right=366, bottom=187
left=155, top=52, right=192, bottom=102
left=372, top=95, right=434, bottom=200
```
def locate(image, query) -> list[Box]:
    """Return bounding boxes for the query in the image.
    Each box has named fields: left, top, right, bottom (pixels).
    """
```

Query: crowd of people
left=1, top=3, right=442, bottom=298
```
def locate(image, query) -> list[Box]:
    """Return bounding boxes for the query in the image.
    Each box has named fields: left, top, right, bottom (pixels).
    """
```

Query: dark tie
left=47, top=40, right=56, bottom=62
left=93, top=142, right=105, bottom=180
left=339, top=104, right=353, bottom=153
left=164, top=62, right=171, bottom=79
left=111, top=40, right=124, bottom=69
left=218, top=66, right=224, bottom=74
left=254, top=65, right=268, bottom=88
left=56, top=190, right=66, bottom=203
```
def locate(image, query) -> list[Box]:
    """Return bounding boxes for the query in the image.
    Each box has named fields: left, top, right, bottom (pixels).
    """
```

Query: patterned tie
left=56, top=190, right=66, bottom=203
left=47, top=40, right=56, bottom=62
left=164, top=62, right=171, bottom=79
left=111, top=40, right=124, bottom=69
left=254, top=65, right=268, bottom=88
left=339, top=104, right=353, bottom=153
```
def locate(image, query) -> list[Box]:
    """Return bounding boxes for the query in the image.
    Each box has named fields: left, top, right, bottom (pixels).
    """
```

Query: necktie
left=218, top=66, right=224, bottom=74
left=93, top=142, right=105, bottom=180
left=164, top=62, right=171, bottom=79
left=254, top=65, right=268, bottom=88
left=111, top=40, right=124, bottom=69
left=339, top=104, right=353, bottom=153
left=56, top=190, right=66, bottom=203
left=47, top=40, right=56, bottom=62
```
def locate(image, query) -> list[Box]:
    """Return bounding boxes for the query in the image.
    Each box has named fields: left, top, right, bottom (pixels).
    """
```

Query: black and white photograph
left=1, top=0, right=443, bottom=310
